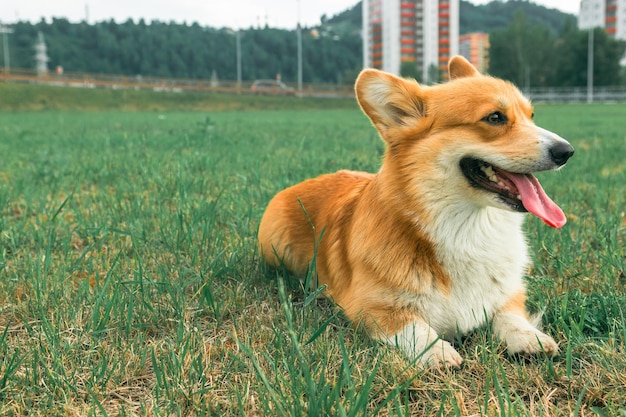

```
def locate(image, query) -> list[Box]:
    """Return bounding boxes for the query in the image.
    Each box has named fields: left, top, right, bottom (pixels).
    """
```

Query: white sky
left=0, top=0, right=579, bottom=30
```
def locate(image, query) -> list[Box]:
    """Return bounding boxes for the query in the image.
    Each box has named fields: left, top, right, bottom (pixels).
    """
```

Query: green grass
left=0, top=94, right=624, bottom=415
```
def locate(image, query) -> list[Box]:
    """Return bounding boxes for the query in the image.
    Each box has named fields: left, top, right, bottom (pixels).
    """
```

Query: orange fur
left=500, top=291, right=529, bottom=319
left=258, top=167, right=450, bottom=339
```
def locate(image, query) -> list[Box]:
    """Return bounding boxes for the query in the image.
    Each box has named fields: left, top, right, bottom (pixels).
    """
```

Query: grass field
left=0, top=87, right=624, bottom=415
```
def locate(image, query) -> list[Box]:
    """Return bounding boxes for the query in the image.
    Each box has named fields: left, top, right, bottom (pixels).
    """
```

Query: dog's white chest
left=422, top=265, right=522, bottom=338
left=419, top=207, right=529, bottom=337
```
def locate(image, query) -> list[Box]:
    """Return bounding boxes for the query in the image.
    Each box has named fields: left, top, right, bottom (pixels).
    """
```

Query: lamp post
left=236, top=29, right=242, bottom=91
left=587, top=28, right=594, bottom=104
left=0, top=23, right=13, bottom=74
left=297, top=0, right=303, bottom=93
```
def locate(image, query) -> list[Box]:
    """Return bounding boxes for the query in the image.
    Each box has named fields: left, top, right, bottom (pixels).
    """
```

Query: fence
left=0, top=68, right=354, bottom=98
left=524, top=86, right=626, bottom=103
left=2, top=68, right=626, bottom=103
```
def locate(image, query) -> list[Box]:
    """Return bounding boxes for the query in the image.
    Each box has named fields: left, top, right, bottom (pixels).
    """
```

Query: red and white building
left=459, top=32, right=489, bottom=74
left=578, top=0, right=626, bottom=39
left=363, top=0, right=460, bottom=82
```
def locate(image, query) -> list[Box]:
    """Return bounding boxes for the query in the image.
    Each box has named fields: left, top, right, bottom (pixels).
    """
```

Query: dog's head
left=355, top=56, right=574, bottom=228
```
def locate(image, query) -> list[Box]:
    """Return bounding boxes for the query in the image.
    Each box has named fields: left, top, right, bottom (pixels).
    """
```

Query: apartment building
left=459, top=32, right=489, bottom=73
left=362, top=0, right=459, bottom=82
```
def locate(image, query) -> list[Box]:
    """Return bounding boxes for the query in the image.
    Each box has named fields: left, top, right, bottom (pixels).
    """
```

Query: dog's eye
left=482, top=111, right=507, bottom=125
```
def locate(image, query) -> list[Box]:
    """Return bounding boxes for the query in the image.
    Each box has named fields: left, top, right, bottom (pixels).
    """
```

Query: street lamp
left=0, top=23, right=14, bottom=74
left=236, top=29, right=242, bottom=90
left=297, top=0, right=303, bottom=93
left=587, top=28, right=594, bottom=104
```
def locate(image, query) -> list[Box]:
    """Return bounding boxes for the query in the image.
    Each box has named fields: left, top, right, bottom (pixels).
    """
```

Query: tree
left=400, top=60, right=421, bottom=82
left=550, top=24, right=626, bottom=87
left=427, top=63, right=441, bottom=85
left=489, top=11, right=555, bottom=88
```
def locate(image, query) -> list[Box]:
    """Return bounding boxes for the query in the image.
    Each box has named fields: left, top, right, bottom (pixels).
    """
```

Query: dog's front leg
left=492, top=291, right=559, bottom=356
left=385, top=320, right=463, bottom=368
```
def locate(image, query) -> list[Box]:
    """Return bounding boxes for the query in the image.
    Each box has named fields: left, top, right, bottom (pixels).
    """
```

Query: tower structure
left=35, top=31, right=49, bottom=76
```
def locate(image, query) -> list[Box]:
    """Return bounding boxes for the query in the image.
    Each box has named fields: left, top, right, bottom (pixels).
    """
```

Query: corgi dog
left=258, top=56, right=574, bottom=368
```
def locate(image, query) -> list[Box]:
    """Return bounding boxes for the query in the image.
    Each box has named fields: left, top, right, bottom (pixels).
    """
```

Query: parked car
left=250, top=79, right=296, bottom=96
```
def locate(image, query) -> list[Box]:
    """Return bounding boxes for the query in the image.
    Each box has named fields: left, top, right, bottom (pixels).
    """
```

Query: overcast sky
left=0, top=0, right=579, bottom=30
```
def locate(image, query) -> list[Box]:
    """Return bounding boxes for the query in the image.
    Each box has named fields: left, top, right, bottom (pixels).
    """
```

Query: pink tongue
left=506, top=173, right=566, bottom=228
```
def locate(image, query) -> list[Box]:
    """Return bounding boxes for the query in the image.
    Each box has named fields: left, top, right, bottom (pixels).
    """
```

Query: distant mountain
left=316, top=2, right=362, bottom=40
left=317, top=0, right=576, bottom=36
left=459, top=0, right=576, bottom=35
left=325, top=2, right=362, bottom=32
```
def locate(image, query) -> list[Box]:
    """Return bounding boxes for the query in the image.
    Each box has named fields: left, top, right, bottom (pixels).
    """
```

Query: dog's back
left=258, top=169, right=373, bottom=277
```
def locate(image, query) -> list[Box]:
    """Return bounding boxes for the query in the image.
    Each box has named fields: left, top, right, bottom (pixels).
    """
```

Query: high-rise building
left=362, top=0, right=459, bottom=83
left=459, top=32, right=489, bottom=74
left=578, top=0, right=626, bottom=40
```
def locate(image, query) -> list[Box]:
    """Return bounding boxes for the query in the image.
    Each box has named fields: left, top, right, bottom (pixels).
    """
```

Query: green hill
left=459, top=0, right=576, bottom=35
left=322, top=0, right=575, bottom=36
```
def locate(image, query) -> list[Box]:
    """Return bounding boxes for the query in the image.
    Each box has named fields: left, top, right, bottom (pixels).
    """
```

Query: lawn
left=0, top=93, right=624, bottom=415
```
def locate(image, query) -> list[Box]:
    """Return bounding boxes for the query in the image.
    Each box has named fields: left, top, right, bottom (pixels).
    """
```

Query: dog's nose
left=550, top=141, right=574, bottom=166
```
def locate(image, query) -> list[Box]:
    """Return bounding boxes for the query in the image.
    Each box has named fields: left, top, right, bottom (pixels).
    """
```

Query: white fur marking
left=416, top=203, right=529, bottom=337
left=386, top=321, right=463, bottom=368
left=493, top=312, right=559, bottom=355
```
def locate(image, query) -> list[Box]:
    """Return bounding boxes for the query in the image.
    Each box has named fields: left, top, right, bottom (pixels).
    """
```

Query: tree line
left=489, top=12, right=626, bottom=87
left=2, top=0, right=625, bottom=87
left=6, top=18, right=361, bottom=85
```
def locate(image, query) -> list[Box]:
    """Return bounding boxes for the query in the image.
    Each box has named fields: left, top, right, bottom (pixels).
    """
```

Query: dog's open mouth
left=460, top=157, right=566, bottom=228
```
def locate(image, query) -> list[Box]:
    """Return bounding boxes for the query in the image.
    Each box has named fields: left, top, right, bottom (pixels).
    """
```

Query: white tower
left=35, top=31, right=49, bottom=76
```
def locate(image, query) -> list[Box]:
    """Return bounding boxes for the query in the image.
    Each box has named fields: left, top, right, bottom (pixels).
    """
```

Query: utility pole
left=587, top=28, right=594, bottom=104
left=0, top=23, right=13, bottom=74
left=297, top=0, right=303, bottom=93
left=236, top=29, right=242, bottom=91
left=524, top=64, right=530, bottom=93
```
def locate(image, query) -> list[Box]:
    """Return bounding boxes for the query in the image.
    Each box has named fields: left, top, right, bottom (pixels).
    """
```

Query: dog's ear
left=448, top=55, right=479, bottom=79
left=355, top=69, right=425, bottom=139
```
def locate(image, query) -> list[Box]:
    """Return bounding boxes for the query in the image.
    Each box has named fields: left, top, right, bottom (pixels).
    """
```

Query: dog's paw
left=388, top=321, right=463, bottom=369
left=505, top=328, right=559, bottom=356
left=418, top=340, right=463, bottom=369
